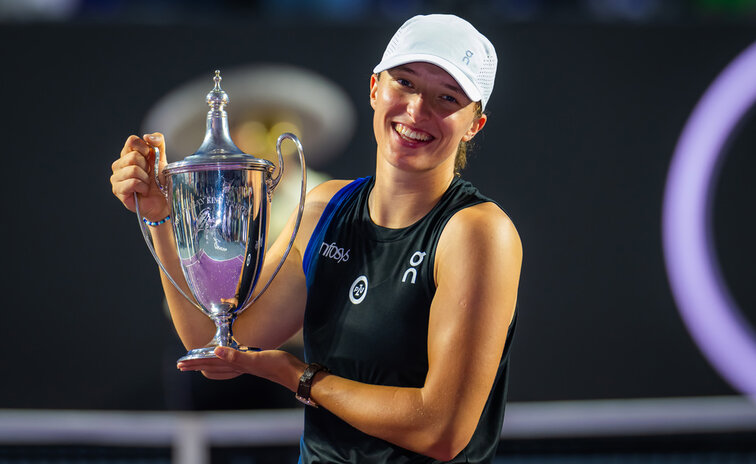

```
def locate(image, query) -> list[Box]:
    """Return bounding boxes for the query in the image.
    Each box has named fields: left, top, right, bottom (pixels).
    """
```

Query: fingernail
left=147, top=134, right=161, bottom=143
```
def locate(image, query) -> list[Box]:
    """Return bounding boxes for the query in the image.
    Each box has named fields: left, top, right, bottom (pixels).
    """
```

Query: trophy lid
left=164, top=70, right=275, bottom=174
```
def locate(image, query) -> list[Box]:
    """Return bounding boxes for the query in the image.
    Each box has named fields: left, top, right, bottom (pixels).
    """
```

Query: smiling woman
left=110, top=13, right=521, bottom=464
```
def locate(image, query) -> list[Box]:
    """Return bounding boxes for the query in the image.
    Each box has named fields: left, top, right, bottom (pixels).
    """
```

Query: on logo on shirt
left=402, top=251, right=426, bottom=284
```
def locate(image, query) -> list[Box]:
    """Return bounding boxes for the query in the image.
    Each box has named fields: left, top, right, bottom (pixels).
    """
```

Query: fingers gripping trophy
left=135, top=71, right=307, bottom=362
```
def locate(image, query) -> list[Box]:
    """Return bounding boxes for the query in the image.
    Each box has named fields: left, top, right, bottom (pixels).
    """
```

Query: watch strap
left=295, top=363, right=328, bottom=407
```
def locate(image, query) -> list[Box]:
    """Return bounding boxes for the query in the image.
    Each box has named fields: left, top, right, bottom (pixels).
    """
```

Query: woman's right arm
left=110, top=133, right=346, bottom=355
left=111, top=133, right=215, bottom=349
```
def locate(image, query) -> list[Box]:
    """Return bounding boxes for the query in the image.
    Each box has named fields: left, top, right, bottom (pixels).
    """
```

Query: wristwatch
left=295, top=363, right=328, bottom=407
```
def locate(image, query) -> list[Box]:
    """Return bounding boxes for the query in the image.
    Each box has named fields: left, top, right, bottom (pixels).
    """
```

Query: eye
left=440, top=94, right=459, bottom=104
left=396, top=77, right=413, bottom=88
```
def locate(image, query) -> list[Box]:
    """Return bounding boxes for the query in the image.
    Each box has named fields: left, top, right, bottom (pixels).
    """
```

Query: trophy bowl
left=135, top=71, right=306, bottom=362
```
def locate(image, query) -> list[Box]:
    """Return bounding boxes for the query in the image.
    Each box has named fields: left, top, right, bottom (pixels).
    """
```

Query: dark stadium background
left=1, top=2, right=755, bottom=461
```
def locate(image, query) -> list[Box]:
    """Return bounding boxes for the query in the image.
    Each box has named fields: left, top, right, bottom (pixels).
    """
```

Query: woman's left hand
left=177, top=347, right=304, bottom=389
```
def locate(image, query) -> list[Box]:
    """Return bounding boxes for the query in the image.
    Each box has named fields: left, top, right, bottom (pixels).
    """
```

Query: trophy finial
left=189, top=69, right=244, bottom=157
left=207, top=70, right=229, bottom=110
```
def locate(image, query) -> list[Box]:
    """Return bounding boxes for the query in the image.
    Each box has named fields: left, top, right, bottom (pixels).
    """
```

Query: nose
left=406, top=93, right=431, bottom=122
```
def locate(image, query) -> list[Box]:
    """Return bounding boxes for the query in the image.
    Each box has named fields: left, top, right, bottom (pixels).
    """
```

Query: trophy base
left=177, top=344, right=261, bottom=362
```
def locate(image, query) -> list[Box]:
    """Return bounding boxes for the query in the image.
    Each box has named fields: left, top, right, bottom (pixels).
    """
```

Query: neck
left=369, top=160, right=455, bottom=229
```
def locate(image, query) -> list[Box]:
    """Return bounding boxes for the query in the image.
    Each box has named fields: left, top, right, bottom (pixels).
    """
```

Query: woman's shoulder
left=292, top=179, right=358, bottom=255
left=433, top=201, right=522, bottom=294
left=441, top=202, right=521, bottom=256
left=300, top=178, right=364, bottom=226
left=305, top=179, right=356, bottom=209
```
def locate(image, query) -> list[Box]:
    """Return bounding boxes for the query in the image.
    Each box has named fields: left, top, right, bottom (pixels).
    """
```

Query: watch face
left=305, top=363, right=325, bottom=380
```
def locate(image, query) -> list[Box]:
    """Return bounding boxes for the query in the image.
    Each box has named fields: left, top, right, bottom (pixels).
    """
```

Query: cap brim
left=373, top=53, right=482, bottom=104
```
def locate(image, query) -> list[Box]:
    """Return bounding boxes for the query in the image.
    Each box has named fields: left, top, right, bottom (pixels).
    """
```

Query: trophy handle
left=269, top=134, right=285, bottom=192
left=244, top=132, right=307, bottom=308
left=153, top=146, right=168, bottom=198
left=133, top=146, right=204, bottom=313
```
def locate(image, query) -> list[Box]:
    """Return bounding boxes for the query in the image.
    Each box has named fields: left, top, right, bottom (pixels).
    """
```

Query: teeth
left=395, top=123, right=432, bottom=142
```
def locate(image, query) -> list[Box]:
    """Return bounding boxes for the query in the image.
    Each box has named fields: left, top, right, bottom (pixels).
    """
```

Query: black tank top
left=299, top=176, right=517, bottom=463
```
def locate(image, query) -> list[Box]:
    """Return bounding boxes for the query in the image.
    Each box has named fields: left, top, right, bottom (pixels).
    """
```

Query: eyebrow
left=392, top=65, right=466, bottom=96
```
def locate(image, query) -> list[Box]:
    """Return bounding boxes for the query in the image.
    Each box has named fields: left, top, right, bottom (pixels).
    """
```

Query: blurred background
left=1, top=0, right=756, bottom=462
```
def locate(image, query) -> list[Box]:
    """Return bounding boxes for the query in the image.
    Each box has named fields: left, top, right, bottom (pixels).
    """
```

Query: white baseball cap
left=373, top=14, right=498, bottom=110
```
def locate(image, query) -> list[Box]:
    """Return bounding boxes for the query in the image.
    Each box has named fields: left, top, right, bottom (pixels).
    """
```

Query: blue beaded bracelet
left=142, top=215, right=171, bottom=227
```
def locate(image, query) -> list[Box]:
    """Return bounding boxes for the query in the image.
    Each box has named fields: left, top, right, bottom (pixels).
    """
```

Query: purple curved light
left=663, top=41, right=756, bottom=400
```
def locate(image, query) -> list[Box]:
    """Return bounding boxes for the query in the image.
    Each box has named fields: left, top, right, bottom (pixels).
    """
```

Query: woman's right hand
left=111, top=133, right=170, bottom=221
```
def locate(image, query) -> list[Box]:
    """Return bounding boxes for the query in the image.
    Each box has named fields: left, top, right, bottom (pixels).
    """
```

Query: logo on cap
left=463, top=50, right=474, bottom=66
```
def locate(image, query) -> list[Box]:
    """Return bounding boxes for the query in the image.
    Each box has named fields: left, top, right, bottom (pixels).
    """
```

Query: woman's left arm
left=315, top=202, right=521, bottom=459
left=191, top=202, right=522, bottom=461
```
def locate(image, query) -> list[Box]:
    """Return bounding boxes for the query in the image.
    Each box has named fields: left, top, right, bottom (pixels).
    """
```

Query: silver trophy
left=135, top=70, right=306, bottom=362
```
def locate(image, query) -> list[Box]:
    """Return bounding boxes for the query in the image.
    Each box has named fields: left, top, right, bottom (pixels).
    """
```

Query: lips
left=393, top=122, right=434, bottom=143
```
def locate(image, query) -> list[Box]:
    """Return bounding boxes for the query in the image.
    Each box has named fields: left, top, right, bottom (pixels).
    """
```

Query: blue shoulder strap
left=302, top=177, right=370, bottom=288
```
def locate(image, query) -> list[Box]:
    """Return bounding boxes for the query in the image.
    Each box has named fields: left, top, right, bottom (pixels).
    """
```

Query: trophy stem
left=177, top=313, right=258, bottom=362
left=209, top=313, right=234, bottom=347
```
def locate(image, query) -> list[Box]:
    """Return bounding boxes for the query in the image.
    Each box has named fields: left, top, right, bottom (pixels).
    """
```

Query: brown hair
left=454, top=101, right=483, bottom=176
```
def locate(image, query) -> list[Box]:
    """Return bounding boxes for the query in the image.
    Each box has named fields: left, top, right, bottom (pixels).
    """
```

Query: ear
left=370, top=73, right=379, bottom=110
left=462, top=113, right=487, bottom=142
